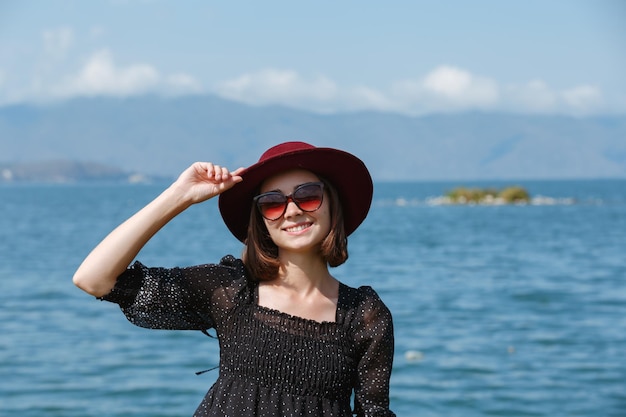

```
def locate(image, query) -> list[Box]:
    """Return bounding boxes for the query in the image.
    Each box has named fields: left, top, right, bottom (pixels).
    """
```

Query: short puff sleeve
left=99, top=255, right=248, bottom=331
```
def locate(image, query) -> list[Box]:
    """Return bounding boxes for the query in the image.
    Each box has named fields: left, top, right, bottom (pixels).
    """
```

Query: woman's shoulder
left=186, top=254, right=245, bottom=274
left=339, top=283, right=393, bottom=323
left=218, top=254, right=244, bottom=269
left=178, top=255, right=250, bottom=285
left=183, top=255, right=255, bottom=294
left=340, top=282, right=385, bottom=305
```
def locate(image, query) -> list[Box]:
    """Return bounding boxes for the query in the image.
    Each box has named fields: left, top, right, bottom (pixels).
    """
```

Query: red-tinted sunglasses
left=254, top=182, right=325, bottom=221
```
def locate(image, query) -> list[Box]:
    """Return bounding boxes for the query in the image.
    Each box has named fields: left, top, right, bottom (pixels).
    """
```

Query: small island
left=444, top=186, right=531, bottom=205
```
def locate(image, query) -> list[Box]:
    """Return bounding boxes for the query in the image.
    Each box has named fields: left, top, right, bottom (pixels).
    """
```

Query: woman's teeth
left=285, top=224, right=310, bottom=232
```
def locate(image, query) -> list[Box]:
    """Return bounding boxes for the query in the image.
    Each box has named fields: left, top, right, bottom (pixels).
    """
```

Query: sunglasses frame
left=253, top=181, right=325, bottom=221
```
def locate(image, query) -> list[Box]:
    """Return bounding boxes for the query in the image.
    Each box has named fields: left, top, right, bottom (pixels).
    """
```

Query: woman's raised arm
left=72, top=162, right=243, bottom=297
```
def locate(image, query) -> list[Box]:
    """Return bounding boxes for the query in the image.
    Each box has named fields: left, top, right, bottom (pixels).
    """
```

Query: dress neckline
left=253, top=281, right=348, bottom=325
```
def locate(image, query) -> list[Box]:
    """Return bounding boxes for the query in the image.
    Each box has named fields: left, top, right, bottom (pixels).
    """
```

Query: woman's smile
left=283, top=221, right=314, bottom=233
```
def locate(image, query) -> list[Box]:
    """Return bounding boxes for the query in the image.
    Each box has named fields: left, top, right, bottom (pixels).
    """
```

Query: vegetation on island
left=445, top=186, right=531, bottom=205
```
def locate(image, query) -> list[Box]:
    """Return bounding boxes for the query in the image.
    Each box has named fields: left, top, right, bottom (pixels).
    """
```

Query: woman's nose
left=283, top=199, right=302, bottom=217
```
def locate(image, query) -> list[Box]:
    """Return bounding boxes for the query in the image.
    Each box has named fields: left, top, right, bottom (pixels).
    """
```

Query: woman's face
left=258, top=169, right=332, bottom=256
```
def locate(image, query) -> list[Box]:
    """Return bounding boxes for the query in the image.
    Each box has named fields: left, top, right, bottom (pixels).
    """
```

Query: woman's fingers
left=231, top=166, right=246, bottom=177
left=201, top=163, right=227, bottom=182
left=205, top=164, right=244, bottom=185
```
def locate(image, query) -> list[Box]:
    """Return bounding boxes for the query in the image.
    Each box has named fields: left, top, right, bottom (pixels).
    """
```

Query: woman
left=73, top=141, right=395, bottom=416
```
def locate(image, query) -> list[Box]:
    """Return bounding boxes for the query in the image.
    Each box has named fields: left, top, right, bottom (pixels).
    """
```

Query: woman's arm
left=72, top=162, right=243, bottom=298
left=353, top=287, right=396, bottom=417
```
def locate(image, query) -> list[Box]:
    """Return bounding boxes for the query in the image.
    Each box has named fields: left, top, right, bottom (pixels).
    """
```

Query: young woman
left=73, top=141, right=395, bottom=416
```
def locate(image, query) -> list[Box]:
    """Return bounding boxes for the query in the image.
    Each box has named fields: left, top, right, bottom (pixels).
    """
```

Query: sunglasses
left=254, top=182, right=325, bottom=221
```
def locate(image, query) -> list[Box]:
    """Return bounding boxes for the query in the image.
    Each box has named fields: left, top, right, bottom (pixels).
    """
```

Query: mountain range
left=1, top=95, right=625, bottom=182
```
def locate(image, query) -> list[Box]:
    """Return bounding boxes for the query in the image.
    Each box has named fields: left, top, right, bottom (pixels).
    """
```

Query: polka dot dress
left=101, top=255, right=395, bottom=416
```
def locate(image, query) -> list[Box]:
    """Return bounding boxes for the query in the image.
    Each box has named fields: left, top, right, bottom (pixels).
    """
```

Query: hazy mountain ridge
left=1, top=95, right=625, bottom=182
left=0, top=160, right=159, bottom=183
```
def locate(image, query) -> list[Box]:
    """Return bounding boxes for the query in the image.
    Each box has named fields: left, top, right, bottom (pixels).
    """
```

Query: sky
left=1, top=0, right=625, bottom=116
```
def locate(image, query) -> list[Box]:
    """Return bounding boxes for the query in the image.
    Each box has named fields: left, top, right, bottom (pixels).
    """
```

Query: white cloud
left=504, top=79, right=558, bottom=112
left=501, top=80, right=607, bottom=115
left=388, top=66, right=500, bottom=113
left=344, top=86, right=396, bottom=112
left=55, top=49, right=159, bottom=97
left=423, top=66, right=473, bottom=97
left=216, top=69, right=337, bottom=109
left=561, top=85, right=603, bottom=112
left=49, top=49, right=201, bottom=99
left=210, top=66, right=614, bottom=116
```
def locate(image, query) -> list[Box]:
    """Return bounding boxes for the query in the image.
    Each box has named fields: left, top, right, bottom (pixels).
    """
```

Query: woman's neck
left=274, top=251, right=334, bottom=295
left=258, top=252, right=339, bottom=323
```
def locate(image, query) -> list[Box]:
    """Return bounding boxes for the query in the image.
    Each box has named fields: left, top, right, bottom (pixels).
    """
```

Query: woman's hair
left=242, top=177, right=348, bottom=281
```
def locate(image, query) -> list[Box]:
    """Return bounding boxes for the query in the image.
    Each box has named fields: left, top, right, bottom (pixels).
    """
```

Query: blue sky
left=1, top=0, right=625, bottom=116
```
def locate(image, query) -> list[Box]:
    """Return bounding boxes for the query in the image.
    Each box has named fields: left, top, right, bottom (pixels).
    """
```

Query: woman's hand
left=172, top=162, right=245, bottom=205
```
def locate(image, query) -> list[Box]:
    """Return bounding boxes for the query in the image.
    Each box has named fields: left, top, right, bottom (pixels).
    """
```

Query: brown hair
left=242, top=178, right=348, bottom=281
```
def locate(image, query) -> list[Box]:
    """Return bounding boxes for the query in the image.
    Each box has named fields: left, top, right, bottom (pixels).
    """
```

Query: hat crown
left=259, top=141, right=315, bottom=162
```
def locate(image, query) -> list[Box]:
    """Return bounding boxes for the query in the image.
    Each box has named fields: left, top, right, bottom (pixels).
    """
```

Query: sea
left=1, top=179, right=625, bottom=417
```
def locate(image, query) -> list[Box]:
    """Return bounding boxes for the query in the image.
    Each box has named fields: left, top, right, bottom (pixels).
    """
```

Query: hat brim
left=218, top=147, right=373, bottom=242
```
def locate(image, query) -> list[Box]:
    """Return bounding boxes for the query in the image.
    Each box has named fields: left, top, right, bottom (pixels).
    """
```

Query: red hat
left=218, top=141, right=373, bottom=242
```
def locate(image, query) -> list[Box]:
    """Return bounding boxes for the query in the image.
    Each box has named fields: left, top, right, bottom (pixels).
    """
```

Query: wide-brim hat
left=218, top=141, right=373, bottom=242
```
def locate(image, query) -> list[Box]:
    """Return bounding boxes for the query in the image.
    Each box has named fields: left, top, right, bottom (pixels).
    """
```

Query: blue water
left=1, top=180, right=625, bottom=417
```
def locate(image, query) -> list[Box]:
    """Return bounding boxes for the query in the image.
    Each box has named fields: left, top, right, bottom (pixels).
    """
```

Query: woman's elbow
left=72, top=271, right=112, bottom=298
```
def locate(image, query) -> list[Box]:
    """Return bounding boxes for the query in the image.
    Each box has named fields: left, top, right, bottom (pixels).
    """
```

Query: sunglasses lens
left=293, top=183, right=324, bottom=212
left=256, top=193, right=287, bottom=220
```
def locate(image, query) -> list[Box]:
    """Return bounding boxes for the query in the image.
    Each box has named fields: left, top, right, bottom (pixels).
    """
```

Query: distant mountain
left=0, top=160, right=157, bottom=183
left=1, top=95, right=625, bottom=181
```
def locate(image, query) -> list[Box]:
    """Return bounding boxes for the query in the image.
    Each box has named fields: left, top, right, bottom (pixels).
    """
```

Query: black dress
left=101, top=255, right=395, bottom=417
